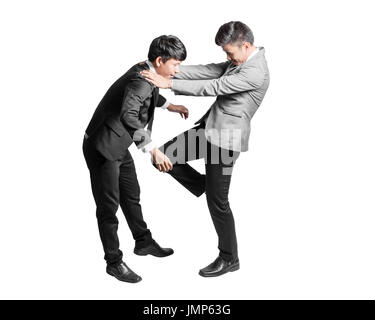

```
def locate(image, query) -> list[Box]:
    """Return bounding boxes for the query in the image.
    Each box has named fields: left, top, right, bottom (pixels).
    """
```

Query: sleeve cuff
left=141, top=141, right=157, bottom=153
left=161, top=100, right=170, bottom=109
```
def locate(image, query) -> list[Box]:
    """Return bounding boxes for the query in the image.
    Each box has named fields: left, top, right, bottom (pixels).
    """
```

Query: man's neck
left=146, top=60, right=160, bottom=75
left=246, top=45, right=257, bottom=60
left=151, top=61, right=161, bottom=75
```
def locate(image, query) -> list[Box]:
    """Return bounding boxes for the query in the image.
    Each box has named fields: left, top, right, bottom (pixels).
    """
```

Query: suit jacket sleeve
left=174, top=62, right=230, bottom=80
left=121, top=79, right=153, bottom=148
left=172, top=65, right=265, bottom=96
left=156, top=94, right=167, bottom=108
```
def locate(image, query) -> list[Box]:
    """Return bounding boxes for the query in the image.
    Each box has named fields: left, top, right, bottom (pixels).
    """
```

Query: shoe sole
left=199, top=263, right=240, bottom=278
left=106, top=270, right=142, bottom=283
left=134, top=248, right=174, bottom=258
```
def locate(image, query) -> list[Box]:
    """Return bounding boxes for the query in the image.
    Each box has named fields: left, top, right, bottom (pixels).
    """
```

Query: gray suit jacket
left=172, top=47, right=269, bottom=152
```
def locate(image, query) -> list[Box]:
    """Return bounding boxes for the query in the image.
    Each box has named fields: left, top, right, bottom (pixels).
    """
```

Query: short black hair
left=215, top=21, right=254, bottom=46
left=148, top=35, right=187, bottom=63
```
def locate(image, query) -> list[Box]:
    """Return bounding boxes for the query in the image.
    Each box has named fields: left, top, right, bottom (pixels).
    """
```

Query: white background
left=0, top=0, right=374, bottom=299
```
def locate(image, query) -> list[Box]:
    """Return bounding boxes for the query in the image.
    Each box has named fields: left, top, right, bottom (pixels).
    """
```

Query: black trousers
left=159, top=122, right=240, bottom=262
left=83, top=139, right=152, bottom=266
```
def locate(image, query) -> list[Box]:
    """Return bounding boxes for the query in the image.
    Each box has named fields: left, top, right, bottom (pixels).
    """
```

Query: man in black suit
left=83, top=35, right=188, bottom=283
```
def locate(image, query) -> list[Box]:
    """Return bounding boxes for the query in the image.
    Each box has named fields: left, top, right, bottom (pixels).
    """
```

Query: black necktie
left=146, top=88, right=158, bottom=132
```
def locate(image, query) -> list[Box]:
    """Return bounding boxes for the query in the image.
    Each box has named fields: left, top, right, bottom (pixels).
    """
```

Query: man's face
left=155, top=58, right=181, bottom=78
left=222, top=42, right=249, bottom=66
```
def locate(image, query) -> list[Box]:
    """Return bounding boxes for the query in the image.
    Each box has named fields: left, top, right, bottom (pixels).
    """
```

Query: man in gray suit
left=141, top=21, right=270, bottom=277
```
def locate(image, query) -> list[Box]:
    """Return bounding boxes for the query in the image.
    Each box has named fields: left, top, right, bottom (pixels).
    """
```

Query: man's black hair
left=148, top=35, right=187, bottom=62
left=215, top=21, right=254, bottom=46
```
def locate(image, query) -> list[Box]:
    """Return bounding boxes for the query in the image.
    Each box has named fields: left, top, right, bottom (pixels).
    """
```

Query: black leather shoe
left=106, top=261, right=142, bottom=283
left=199, top=256, right=240, bottom=277
left=134, top=240, right=174, bottom=257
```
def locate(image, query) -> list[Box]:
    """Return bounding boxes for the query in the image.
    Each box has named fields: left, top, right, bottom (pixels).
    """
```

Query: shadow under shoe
left=199, top=256, right=240, bottom=277
left=106, top=261, right=142, bottom=283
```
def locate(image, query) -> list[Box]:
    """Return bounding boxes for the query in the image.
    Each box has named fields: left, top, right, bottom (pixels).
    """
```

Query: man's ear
left=243, top=42, right=251, bottom=49
left=155, top=56, right=163, bottom=67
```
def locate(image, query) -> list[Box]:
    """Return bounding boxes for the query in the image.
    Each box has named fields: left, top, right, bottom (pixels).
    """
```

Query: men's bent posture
left=83, top=35, right=188, bottom=283
left=141, top=21, right=270, bottom=277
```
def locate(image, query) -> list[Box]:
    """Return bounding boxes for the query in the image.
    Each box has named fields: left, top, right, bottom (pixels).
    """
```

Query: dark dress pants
left=159, top=122, right=240, bottom=262
left=83, top=139, right=152, bottom=266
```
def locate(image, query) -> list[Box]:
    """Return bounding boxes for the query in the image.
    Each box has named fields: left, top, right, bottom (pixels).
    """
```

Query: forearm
left=174, top=62, right=229, bottom=80
left=171, top=79, right=216, bottom=96
left=121, top=113, right=152, bottom=148
left=172, top=68, right=265, bottom=96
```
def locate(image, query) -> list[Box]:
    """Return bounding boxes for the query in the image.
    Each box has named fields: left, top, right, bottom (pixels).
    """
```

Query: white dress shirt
left=246, top=47, right=259, bottom=62
left=141, top=61, right=170, bottom=153
left=145, top=60, right=170, bottom=110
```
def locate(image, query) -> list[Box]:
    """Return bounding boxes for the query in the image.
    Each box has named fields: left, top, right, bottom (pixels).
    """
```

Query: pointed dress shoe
left=106, top=261, right=142, bottom=283
left=199, top=256, right=240, bottom=277
left=134, top=240, right=174, bottom=257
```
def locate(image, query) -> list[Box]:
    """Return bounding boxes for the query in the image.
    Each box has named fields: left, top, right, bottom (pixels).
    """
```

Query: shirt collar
left=246, top=47, right=259, bottom=62
left=146, top=60, right=156, bottom=73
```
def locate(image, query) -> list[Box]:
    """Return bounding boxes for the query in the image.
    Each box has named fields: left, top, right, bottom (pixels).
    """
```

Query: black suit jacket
left=85, top=62, right=166, bottom=160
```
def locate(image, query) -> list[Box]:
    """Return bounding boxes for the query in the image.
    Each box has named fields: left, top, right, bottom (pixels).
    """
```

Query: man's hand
left=167, top=104, right=189, bottom=119
left=140, top=70, right=172, bottom=88
left=151, top=148, right=173, bottom=172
